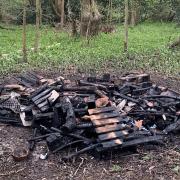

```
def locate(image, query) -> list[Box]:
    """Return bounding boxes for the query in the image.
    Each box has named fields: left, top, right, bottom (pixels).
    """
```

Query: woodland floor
left=0, top=71, right=180, bottom=180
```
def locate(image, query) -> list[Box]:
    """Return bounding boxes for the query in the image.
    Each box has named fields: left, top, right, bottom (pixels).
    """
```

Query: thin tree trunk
left=34, top=0, right=41, bottom=52
left=131, top=0, right=136, bottom=27
left=124, top=0, right=129, bottom=52
left=40, top=0, right=42, bottom=26
left=80, top=0, right=101, bottom=37
left=110, top=0, right=113, bottom=25
left=61, top=0, right=64, bottom=28
left=22, top=0, right=27, bottom=62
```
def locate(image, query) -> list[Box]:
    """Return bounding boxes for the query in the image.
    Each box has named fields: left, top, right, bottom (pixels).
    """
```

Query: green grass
left=0, top=22, right=180, bottom=75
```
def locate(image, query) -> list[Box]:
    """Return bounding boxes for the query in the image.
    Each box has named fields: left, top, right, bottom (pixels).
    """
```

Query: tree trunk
left=34, top=0, right=41, bottom=52
left=52, top=0, right=64, bottom=24
left=131, top=0, right=136, bottom=27
left=61, top=0, right=65, bottom=28
left=80, top=0, right=101, bottom=37
left=124, top=0, right=129, bottom=52
left=22, top=0, right=27, bottom=62
left=130, top=0, right=139, bottom=27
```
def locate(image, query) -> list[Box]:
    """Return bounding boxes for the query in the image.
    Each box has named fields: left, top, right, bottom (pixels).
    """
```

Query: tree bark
left=80, top=0, right=101, bottom=37
left=124, top=0, right=129, bottom=52
left=61, top=0, right=65, bottom=28
left=131, top=0, right=136, bottom=27
left=130, top=0, right=139, bottom=27
left=34, top=0, right=41, bottom=52
left=22, top=0, right=27, bottom=62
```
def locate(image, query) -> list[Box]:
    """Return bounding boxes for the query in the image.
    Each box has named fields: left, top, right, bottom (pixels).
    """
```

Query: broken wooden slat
left=98, top=130, right=129, bottom=141
left=88, top=106, right=115, bottom=115
left=14, top=77, right=32, bottom=88
left=90, top=111, right=120, bottom=121
left=122, top=135, right=163, bottom=148
left=34, top=92, right=52, bottom=105
left=95, top=123, right=129, bottom=134
left=92, top=117, right=123, bottom=126
left=32, top=88, right=52, bottom=102
left=101, top=139, right=123, bottom=148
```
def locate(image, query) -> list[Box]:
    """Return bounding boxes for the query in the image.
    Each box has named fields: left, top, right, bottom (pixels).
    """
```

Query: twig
left=73, top=157, right=84, bottom=176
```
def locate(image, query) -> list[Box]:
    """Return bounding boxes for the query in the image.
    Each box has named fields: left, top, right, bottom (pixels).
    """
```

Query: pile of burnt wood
left=0, top=72, right=180, bottom=160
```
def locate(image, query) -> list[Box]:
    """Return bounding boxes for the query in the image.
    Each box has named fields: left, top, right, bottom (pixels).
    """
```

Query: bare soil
left=0, top=71, right=180, bottom=180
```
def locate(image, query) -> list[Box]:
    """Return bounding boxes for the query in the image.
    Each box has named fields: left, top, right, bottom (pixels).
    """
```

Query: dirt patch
left=0, top=72, right=180, bottom=180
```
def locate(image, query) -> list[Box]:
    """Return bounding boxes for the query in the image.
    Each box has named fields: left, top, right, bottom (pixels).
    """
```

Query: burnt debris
left=0, top=72, right=179, bottom=161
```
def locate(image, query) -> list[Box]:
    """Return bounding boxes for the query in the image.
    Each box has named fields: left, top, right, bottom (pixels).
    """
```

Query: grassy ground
left=0, top=22, right=180, bottom=75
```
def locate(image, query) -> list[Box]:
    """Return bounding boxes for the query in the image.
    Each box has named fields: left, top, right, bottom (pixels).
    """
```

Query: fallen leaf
left=135, top=120, right=143, bottom=129
left=172, top=166, right=180, bottom=174
left=117, top=99, right=127, bottom=111
left=95, top=97, right=109, bottom=108
left=142, top=155, right=151, bottom=161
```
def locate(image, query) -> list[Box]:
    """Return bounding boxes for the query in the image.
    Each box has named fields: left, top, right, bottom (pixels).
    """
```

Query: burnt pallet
left=89, top=106, right=129, bottom=149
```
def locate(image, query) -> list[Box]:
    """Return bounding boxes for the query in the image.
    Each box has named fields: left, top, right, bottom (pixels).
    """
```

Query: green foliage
left=0, top=22, right=180, bottom=75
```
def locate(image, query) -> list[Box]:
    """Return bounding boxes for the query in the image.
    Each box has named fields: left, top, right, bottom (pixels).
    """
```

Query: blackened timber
left=32, top=88, right=53, bottom=102
left=164, top=120, right=180, bottom=133
left=101, top=139, right=123, bottom=148
left=98, top=130, right=129, bottom=141
left=78, top=80, right=107, bottom=91
left=88, top=107, right=115, bottom=115
left=114, top=91, right=139, bottom=103
left=53, top=140, right=84, bottom=153
left=92, top=117, right=124, bottom=126
left=62, top=86, right=97, bottom=92
left=33, top=93, right=49, bottom=105
left=95, top=123, right=129, bottom=134
left=14, top=77, right=32, bottom=88
left=90, top=111, right=120, bottom=121
left=62, top=144, right=100, bottom=161
left=125, top=131, right=151, bottom=140
left=51, top=127, right=92, bottom=142
left=28, top=128, right=37, bottom=151
left=29, top=84, right=48, bottom=99
left=35, top=112, right=54, bottom=119
left=122, top=135, right=163, bottom=148
left=145, top=95, right=180, bottom=101
left=60, top=97, right=76, bottom=132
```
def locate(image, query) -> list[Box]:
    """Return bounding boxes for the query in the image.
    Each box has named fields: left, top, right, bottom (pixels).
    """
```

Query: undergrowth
left=0, top=22, right=180, bottom=76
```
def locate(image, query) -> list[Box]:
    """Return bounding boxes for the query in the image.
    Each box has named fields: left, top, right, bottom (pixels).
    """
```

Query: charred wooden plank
left=32, top=88, right=53, bottom=102
left=101, top=139, right=123, bottom=148
left=34, top=93, right=52, bottom=105
left=95, top=123, right=129, bottom=134
left=14, top=77, right=33, bottom=88
left=35, top=112, right=54, bottom=119
left=113, top=91, right=139, bottom=103
left=88, top=106, right=115, bottom=115
left=125, top=131, right=151, bottom=140
left=90, top=111, right=120, bottom=121
left=122, top=135, right=163, bottom=148
left=29, top=84, right=48, bottom=99
left=98, top=130, right=129, bottom=141
left=92, top=117, right=124, bottom=126
left=78, top=80, right=107, bottom=91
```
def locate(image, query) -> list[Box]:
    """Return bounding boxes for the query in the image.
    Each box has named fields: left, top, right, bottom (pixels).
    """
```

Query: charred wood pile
left=0, top=72, right=180, bottom=161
